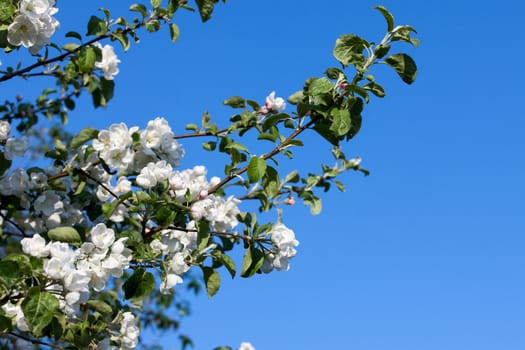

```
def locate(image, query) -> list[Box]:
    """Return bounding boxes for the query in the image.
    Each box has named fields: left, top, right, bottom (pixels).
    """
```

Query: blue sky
left=3, top=1, right=525, bottom=349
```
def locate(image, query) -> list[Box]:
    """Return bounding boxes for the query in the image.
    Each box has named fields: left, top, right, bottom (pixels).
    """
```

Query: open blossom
left=4, top=136, right=29, bottom=160
left=261, top=223, right=299, bottom=272
left=21, top=233, right=49, bottom=257
left=239, top=342, right=255, bottom=350
left=119, top=312, right=140, bottom=350
left=8, top=0, right=59, bottom=53
left=263, top=91, right=286, bottom=113
left=94, top=43, right=121, bottom=80
left=7, top=15, right=38, bottom=47
left=0, top=120, right=10, bottom=140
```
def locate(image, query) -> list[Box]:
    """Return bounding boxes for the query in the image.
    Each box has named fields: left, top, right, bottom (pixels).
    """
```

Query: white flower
left=159, top=273, right=183, bottom=294
left=4, top=137, right=29, bottom=159
left=20, top=233, right=49, bottom=257
left=264, top=91, right=286, bottom=113
left=119, top=312, right=140, bottom=350
left=34, top=190, right=64, bottom=216
left=136, top=160, right=172, bottom=189
left=7, top=15, right=39, bottom=47
left=0, top=120, right=10, bottom=140
left=239, top=342, right=256, bottom=350
left=265, top=223, right=299, bottom=272
left=95, top=44, right=120, bottom=80
left=20, top=0, right=52, bottom=18
left=2, top=302, right=29, bottom=332
left=90, top=223, right=115, bottom=251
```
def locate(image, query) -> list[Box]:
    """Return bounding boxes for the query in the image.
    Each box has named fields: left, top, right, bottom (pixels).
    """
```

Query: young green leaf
left=202, top=266, right=221, bottom=298
left=21, top=288, right=59, bottom=337
left=247, top=157, right=267, bottom=183
left=374, top=6, right=395, bottom=32
left=384, top=53, right=418, bottom=84
left=47, top=227, right=82, bottom=244
left=70, top=127, right=99, bottom=149
left=169, top=23, right=180, bottom=42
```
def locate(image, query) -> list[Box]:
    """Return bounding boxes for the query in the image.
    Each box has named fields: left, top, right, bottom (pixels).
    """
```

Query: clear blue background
left=2, top=1, right=524, bottom=349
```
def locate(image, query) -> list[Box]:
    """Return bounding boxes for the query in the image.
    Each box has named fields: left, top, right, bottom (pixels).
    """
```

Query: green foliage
left=0, top=2, right=418, bottom=350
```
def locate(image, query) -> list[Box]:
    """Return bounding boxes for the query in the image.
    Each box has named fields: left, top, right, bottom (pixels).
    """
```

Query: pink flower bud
left=199, top=190, right=208, bottom=199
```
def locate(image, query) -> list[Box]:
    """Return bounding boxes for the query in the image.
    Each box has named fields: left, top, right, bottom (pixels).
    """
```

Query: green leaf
left=77, top=47, right=98, bottom=73
left=374, top=6, right=395, bottom=32
left=65, top=31, right=82, bottom=41
left=0, top=2, right=15, bottom=22
left=111, top=32, right=131, bottom=51
left=0, top=260, right=19, bottom=288
left=151, top=0, right=162, bottom=8
left=123, top=268, right=155, bottom=300
left=87, top=16, right=107, bottom=36
left=62, top=43, right=80, bottom=52
left=71, top=127, right=99, bottom=149
left=309, top=77, right=333, bottom=96
left=223, top=96, right=245, bottom=108
left=129, top=4, right=148, bottom=18
left=247, top=157, right=267, bottom=183
left=287, top=90, right=304, bottom=105
left=4, top=254, right=32, bottom=275
left=219, top=253, right=236, bottom=278
left=0, top=311, right=13, bottom=333
left=195, top=0, right=216, bottom=22
left=0, top=152, right=12, bottom=176
left=202, top=266, right=220, bottom=298
left=47, top=227, right=81, bottom=244
left=21, top=288, right=59, bottom=337
left=384, top=53, right=418, bottom=84
left=169, top=23, right=180, bottom=42
left=240, top=247, right=265, bottom=278
left=86, top=300, right=113, bottom=316
left=330, top=109, right=351, bottom=137
left=168, top=0, right=179, bottom=15
left=364, top=82, right=386, bottom=98
left=391, top=25, right=420, bottom=47
left=202, top=141, right=217, bottom=151
left=333, top=34, right=370, bottom=67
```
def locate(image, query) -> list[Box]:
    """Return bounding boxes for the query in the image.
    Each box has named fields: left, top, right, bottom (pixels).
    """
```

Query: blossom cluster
left=261, top=223, right=299, bottom=272
left=92, top=117, right=184, bottom=174
left=0, top=120, right=29, bottom=160
left=7, top=0, right=60, bottom=54
left=20, top=223, right=131, bottom=311
left=14, top=224, right=135, bottom=348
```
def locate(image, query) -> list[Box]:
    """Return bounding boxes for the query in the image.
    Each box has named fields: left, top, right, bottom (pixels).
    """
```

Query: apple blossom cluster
left=20, top=223, right=131, bottom=310
left=15, top=224, right=137, bottom=349
left=92, top=117, right=184, bottom=174
left=0, top=167, right=86, bottom=233
left=261, top=223, right=299, bottom=272
left=7, top=0, right=60, bottom=54
left=0, top=121, right=29, bottom=160
left=149, top=223, right=197, bottom=294
left=94, top=43, right=121, bottom=80
left=98, top=312, right=140, bottom=350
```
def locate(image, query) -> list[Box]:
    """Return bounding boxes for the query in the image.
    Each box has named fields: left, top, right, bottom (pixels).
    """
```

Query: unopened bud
left=199, top=190, right=208, bottom=199
left=284, top=196, right=295, bottom=206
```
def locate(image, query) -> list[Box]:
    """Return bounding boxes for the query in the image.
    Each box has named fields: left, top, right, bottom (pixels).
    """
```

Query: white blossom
left=239, top=342, right=256, bottom=350
left=4, top=137, right=29, bottom=160
left=7, top=15, right=39, bottom=47
left=20, top=233, right=49, bottom=257
left=2, top=302, right=30, bottom=332
left=94, top=43, right=121, bottom=80
left=119, top=312, right=140, bottom=350
left=0, top=120, right=10, bottom=140
left=264, top=91, right=286, bottom=113
left=263, top=223, right=299, bottom=272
